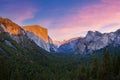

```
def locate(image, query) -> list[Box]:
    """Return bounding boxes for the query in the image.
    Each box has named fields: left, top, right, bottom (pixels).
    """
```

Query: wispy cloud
left=0, top=2, right=37, bottom=25
left=99, top=23, right=120, bottom=33
left=101, top=0, right=120, bottom=3
left=0, top=0, right=120, bottom=41
left=48, top=0, right=120, bottom=40
left=37, top=19, right=54, bottom=29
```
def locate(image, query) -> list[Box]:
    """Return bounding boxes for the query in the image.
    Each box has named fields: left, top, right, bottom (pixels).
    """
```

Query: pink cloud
left=101, top=0, right=120, bottom=3
left=49, top=0, right=120, bottom=41
left=38, top=19, right=54, bottom=29
left=1, top=3, right=37, bottom=25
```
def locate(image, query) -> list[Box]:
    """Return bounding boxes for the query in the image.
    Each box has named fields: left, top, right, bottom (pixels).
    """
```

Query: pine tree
left=0, top=55, right=10, bottom=80
left=91, top=56, right=98, bottom=79
left=77, top=66, right=87, bottom=80
left=112, top=55, right=120, bottom=79
left=97, top=48, right=112, bottom=80
left=116, top=70, right=120, bottom=80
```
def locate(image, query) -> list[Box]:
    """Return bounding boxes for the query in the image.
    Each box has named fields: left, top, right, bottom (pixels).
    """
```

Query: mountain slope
left=23, top=25, right=48, bottom=42
left=0, top=17, right=120, bottom=80
left=0, top=17, right=27, bottom=44
left=0, top=17, right=25, bottom=35
left=57, top=37, right=80, bottom=53
left=0, top=17, right=55, bottom=52
left=1, top=32, right=120, bottom=80
left=57, top=29, right=120, bottom=54
left=23, top=25, right=56, bottom=52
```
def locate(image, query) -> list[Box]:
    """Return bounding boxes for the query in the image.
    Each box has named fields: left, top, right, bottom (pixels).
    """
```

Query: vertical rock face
left=23, top=25, right=55, bottom=52
left=48, top=36, right=58, bottom=52
left=0, top=17, right=55, bottom=52
left=1, top=17, right=120, bottom=54
left=23, top=25, right=48, bottom=42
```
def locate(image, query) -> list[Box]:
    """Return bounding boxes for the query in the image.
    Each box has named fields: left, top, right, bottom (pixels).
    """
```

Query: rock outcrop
left=57, top=29, right=120, bottom=54
left=1, top=17, right=120, bottom=54
left=0, top=17, right=27, bottom=45
left=23, top=25, right=55, bottom=52
left=0, top=17, right=55, bottom=52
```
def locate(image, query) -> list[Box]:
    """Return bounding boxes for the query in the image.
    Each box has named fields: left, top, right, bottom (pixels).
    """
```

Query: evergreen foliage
left=0, top=33, right=120, bottom=80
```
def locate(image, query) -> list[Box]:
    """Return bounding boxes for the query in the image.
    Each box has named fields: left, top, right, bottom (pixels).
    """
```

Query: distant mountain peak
left=53, top=37, right=80, bottom=47
left=57, top=29, right=120, bottom=54
left=115, top=29, right=120, bottom=34
left=86, top=30, right=102, bottom=36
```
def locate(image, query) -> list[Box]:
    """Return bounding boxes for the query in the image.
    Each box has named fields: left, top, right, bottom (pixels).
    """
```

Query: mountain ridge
left=1, top=16, right=120, bottom=54
left=57, top=29, right=120, bottom=54
left=0, top=17, right=55, bottom=52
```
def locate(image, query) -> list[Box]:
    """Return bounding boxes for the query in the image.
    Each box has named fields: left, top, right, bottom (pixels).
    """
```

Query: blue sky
left=0, top=0, right=120, bottom=41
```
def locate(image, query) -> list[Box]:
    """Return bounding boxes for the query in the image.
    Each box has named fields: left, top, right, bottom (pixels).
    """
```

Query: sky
left=0, top=0, right=120, bottom=41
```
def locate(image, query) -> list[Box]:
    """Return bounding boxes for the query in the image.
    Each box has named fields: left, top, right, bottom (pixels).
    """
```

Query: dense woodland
left=0, top=33, right=120, bottom=80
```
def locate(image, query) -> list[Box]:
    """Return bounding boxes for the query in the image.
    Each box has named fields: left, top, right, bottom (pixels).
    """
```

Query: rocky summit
left=57, top=30, right=120, bottom=54
left=0, top=17, right=27, bottom=44
left=0, top=17, right=25, bottom=35
left=23, top=25, right=48, bottom=42
left=1, top=17, right=120, bottom=54
left=0, top=17, right=55, bottom=52
left=23, top=25, right=55, bottom=52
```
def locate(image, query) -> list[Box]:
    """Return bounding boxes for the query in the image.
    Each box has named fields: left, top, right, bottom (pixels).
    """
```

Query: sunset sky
left=0, top=0, right=120, bottom=41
